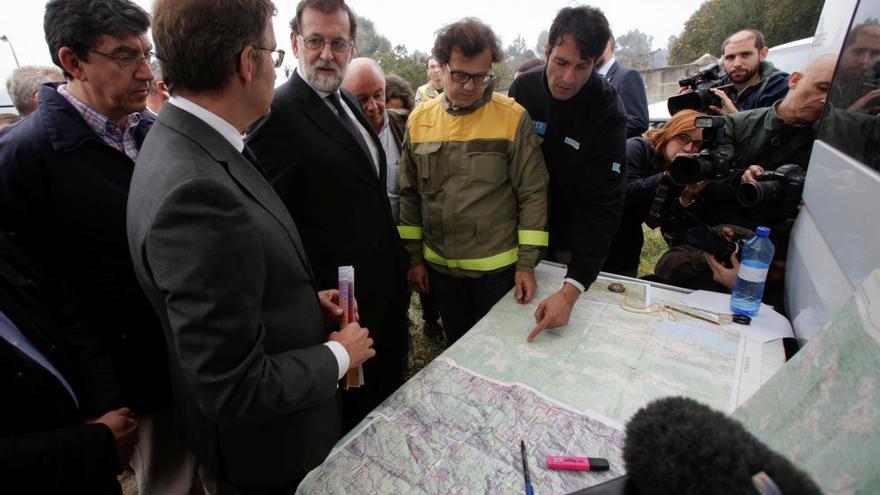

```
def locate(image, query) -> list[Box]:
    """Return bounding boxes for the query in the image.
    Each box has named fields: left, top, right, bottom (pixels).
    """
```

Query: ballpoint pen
left=521, top=440, right=535, bottom=495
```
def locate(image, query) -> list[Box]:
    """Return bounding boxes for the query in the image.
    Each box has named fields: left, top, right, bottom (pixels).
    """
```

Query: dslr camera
left=737, top=164, right=806, bottom=218
left=667, top=116, right=734, bottom=185
left=686, top=225, right=741, bottom=265
left=668, top=63, right=736, bottom=115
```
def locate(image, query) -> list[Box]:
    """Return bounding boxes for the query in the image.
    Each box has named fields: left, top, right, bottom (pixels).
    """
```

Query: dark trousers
left=419, top=291, right=440, bottom=324
left=427, top=265, right=515, bottom=345
left=340, top=282, right=410, bottom=432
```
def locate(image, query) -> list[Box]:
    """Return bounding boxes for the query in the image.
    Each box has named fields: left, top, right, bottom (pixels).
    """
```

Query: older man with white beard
left=247, top=0, right=410, bottom=432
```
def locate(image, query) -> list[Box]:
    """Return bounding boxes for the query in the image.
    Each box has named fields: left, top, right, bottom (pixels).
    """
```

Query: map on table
left=448, top=266, right=747, bottom=423
left=298, top=264, right=767, bottom=494
left=299, top=358, right=625, bottom=494
left=733, top=271, right=880, bottom=495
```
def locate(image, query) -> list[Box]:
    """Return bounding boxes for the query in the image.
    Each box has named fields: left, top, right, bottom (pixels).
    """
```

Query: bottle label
left=737, top=264, right=769, bottom=283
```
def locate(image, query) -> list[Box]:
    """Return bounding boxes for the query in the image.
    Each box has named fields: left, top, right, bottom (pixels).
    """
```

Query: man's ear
left=156, top=80, right=170, bottom=100
left=290, top=32, right=300, bottom=59
left=544, top=44, right=551, bottom=62
left=239, top=46, right=255, bottom=85
left=758, top=46, right=769, bottom=61
left=58, top=47, right=87, bottom=81
left=789, top=71, right=802, bottom=90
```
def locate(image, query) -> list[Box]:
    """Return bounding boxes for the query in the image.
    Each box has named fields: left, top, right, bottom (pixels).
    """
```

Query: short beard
left=731, top=65, right=759, bottom=84
left=300, top=57, right=344, bottom=93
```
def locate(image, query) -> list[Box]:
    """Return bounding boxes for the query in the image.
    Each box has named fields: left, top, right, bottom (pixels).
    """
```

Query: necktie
left=242, top=143, right=270, bottom=180
left=326, top=93, right=377, bottom=174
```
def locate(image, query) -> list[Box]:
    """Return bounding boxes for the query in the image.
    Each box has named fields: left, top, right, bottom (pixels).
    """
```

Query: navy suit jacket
left=605, top=61, right=650, bottom=138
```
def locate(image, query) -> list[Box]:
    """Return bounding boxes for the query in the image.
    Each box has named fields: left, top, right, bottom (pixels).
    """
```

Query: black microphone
left=622, top=396, right=823, bottom=495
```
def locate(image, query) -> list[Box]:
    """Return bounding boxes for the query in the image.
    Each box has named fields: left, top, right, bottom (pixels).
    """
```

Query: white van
left=784, top=0, right=880, bottom=342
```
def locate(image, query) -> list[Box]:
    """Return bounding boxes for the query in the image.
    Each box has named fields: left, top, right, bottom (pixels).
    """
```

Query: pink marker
left=546, top=455, right=610, bottom=472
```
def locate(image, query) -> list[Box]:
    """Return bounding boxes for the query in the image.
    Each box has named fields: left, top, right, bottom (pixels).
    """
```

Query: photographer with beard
left=698, top=29, right=790, bottom=115
left=654, top=55, right=836, bottom=296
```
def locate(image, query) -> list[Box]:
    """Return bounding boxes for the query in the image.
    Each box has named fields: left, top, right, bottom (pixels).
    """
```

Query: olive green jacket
left=398, top=86, right=549, bottom=278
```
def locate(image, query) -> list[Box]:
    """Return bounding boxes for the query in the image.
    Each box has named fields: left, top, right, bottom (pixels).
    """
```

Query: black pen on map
left=520, top=440, right=534, bottom=495
left=664, top=303, right=733, bottom=325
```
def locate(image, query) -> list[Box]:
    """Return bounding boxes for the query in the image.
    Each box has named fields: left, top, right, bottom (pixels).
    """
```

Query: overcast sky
left=0, top=0, right=706, bottom=83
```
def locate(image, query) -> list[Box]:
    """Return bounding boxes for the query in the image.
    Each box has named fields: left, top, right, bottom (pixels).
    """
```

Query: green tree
left=506, top=35, right=537, bottom=68
left=355, top=16, right=391, bottom=59
left=535, top=30, right=549, bottom=56
left=669, top=0, right=824, bottom=66
left=616, top=29, right=658, bottom=70
left=764, top=0, right=824, bottom=46
left=376, top=45, right=428, bottom=92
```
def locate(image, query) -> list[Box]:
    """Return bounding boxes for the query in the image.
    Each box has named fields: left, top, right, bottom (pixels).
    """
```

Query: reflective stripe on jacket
left=398, top=88, right=548, bottom=278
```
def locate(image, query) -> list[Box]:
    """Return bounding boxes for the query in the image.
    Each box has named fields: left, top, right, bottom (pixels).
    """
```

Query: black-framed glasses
left=298, top=35, right=352, bottom=54
left=445, top=64, right=494, bottom=86
left=674, top=133, right=703, bottom=149
left=89, top=49, right=153, bottom=69
left=253, top=46, right=285, bottom=68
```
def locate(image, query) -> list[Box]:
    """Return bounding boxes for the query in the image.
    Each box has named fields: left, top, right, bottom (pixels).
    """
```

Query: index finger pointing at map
left=528, top=317, right=550, bottom=342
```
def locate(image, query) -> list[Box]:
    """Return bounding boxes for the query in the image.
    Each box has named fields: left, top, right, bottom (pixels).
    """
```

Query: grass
left=638, top=224, right=667, bottom=278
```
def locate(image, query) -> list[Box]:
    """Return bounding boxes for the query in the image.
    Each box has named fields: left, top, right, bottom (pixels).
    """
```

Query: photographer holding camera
left=603, top=109, right=706, bottom=276
left=654, top=55, right=836, bottom=296
left=709, top=30, right=790, bottom=115
left=673, top=30, right=789, bottom=116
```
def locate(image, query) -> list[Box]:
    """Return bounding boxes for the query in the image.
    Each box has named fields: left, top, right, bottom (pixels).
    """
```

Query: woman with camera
left=604, top=109, right=708, bottom=277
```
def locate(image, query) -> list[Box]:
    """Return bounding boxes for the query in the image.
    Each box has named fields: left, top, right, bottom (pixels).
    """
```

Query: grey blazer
left=127, top=103, right=340, bottom=488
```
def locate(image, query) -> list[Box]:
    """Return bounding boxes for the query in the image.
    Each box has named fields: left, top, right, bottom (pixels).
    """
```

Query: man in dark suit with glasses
left=247, top=0, right=410, bottom=432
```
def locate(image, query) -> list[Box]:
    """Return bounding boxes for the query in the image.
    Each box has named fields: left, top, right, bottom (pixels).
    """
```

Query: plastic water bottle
left=730, top=226, right=775, bottom=317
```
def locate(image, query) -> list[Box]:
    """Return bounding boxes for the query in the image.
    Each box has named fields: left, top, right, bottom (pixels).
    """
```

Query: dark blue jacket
left=733, top=61, right=789, bottom=112
left=605, top=61, right=650, bottom=138
left=0, top=231, right=122, bottom=494
left=0, top=83, right=169, bottom=413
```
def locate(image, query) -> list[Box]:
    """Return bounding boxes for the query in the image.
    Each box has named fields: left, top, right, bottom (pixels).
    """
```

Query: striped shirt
left=57, top=84, right=142, bottom=160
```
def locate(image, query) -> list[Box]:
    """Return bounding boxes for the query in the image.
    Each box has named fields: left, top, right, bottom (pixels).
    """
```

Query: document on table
left=680, top=290, right=794, bottom=342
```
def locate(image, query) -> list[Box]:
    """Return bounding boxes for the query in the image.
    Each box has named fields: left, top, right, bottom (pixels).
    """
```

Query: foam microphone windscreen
left=623, top=397, right=823, bottom=495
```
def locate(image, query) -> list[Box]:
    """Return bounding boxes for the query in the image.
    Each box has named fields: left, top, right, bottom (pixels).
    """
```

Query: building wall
left=639, top=63, right=703, bottom=104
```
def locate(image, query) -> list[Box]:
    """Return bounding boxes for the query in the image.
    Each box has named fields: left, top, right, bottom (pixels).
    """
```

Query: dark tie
left=326, top=92, right=377, bottom=174
left=241, top=143, right=270, bottom=180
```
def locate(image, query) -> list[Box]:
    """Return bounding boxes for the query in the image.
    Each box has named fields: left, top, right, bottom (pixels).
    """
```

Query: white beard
left=300, top=56, right=344, bottom=93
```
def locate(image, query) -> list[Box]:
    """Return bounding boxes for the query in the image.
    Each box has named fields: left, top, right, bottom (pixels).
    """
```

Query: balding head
left=5, top=65, right=64, bottom=116
left=342, top=57, right=386, bottom=133
left=779, top=54, right=838, bottom=125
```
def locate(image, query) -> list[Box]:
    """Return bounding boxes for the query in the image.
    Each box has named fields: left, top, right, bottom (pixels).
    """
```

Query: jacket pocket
left=467, top=140, right=508, bottom=184
left=467, top=146, right=508, bottom=184
left=413, top=141, right=442, bottom=193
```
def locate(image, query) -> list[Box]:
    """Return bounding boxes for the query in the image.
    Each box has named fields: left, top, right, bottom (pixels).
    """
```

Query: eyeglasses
left=89, top=49, right=153, bottom=69
left=674, top=133, right=703, bottom=149
left=253, top=46, right=285, bottom=68
left=445, top=64, right=494, bottom=86
left=298, top=35, right=352, bottom=54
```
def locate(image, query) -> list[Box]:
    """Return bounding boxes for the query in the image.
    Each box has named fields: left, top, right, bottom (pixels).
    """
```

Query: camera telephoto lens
left=669, top=154, right=712, bottom=185
left=738, top=180, right=783, bottom=207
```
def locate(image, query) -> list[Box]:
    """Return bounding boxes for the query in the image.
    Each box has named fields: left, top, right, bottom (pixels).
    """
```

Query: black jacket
left=604, top=138, right=667, bottom=273
left=509, top=66, right=627, bottom=288
left=0, top=231, right=121, bottom=494
left=0, top=83, right=169, bottom=413
left=247, top=71, right=410, bottom=425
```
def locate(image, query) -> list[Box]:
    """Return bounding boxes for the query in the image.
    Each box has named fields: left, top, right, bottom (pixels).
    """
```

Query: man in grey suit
left=126, top=0, right=375, bottom=492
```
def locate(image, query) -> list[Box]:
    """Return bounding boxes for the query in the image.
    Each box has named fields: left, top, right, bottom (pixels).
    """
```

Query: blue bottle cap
left=756, top=226, right=771, bottom=237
